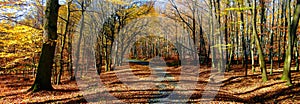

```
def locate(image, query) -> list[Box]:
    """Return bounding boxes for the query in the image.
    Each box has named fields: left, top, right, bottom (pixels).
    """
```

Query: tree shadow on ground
left=246, top=83, right=300, bottom=103
left=0, top=91, right=26, bottom=99
left=189, top=90, right=247, bottom=103
left=53, top=89, right=80, bottom=92
left=32, top=96, right=87, bottom=103
left=220, top=71, right=283, bottom=87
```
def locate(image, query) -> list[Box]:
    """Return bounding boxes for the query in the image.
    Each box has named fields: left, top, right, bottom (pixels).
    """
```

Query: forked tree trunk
left=282, top=0, right=300, bottom=86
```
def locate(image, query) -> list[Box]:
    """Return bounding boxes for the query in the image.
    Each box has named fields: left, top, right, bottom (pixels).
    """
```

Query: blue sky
left=0, top=0, right=168, bottom=21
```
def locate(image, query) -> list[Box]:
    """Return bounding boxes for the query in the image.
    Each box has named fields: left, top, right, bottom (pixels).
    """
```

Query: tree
left=98, top=1, right=155, bottom=72
left=269, top=0, right=276, bottom=75
left=281, top=0, right=300, bottom=86
left=28, top=0, right=60, bottom=92
left=238, top=0, right=248, bottom=76
left=252, top=0, right=268, bottom=82
left=73, top=0, right=91, bottom=80
left=55, top=0, right=81, bottom=84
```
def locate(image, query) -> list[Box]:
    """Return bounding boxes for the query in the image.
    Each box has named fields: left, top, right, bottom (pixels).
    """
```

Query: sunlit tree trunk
left=282, top=0, right=300, bottom=85
left=252, top=0, right=268, bottom=82
left=251, top=31, right=255, bottom=72
left=209, top=0, right=215, bottom=68
left=295, top=41, right=299, bottom=72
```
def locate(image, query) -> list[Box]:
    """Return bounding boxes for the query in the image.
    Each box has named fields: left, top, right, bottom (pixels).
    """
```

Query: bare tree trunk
left=29, top=0, right=60, bottom=92
left=238, top=1, right=247, bottom=76
left=73, top=1, right=86, bottom=80
left=252, top=0, right=268, bottom=82
left=282, top=0, right=300, bottom=85
left=269, top=0, right=275, bottom=75
left=209, top=0, right=215, bottom=68
left=295, top=41, right=299, bottom=72
left=57, top=0, right=72, bottom=84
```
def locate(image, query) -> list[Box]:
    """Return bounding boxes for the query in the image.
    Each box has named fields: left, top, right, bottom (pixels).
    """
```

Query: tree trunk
left=57, top=0, right=72, bottom=84
left=209, top=0, right=215, bottom=68
left=235, top=12, right=239, bottom=65
left=282, top=0, right=300, bottom=86
left=251, top=32, right=255, bottom=72
left=252, top=0, right=268, bottom=82
left=282, top=0, right=287, bottom=61
left=269, top=0, right=275, bottom=75
left=68, top=30, right=73, bottom=80
left=95, top=36, right=102, bottom=75
left=259, top=0, right=266, bottom=56
left=73, top=1, right=85, bottom=79
left=295, top=41, right=299, bottom=72
left=29, top=0, right=60, bottom=92
left=238, top=1, right=247, bottom=76
left=224, top=1, right=229, bottom=71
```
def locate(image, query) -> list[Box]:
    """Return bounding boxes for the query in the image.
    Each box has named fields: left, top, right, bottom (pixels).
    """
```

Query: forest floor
left=0, top=64, right=300, bottom=103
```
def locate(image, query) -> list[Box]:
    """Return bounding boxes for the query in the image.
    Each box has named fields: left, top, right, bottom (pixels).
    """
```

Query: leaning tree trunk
left=29, top=0, right=60, bottom=92
left=282, top=0, right=300, bottom=85
left=57, top=0, right=72, bottom=84
left=72, top=1, right=85, bottom=80
left=252, top=0, right=268, bottom=82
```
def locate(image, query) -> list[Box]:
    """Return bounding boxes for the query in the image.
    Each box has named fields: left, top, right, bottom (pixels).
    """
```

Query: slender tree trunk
left=57, top=0, right=72, bottom=84
left=239, top=2, right=247, bottom=76
left=246, top=0, right=255, bottom=72
left=235, top=12, right=239, bottom=65
left=29, top=0, right=59, bottom=92
left=277, top=0, right=282, bottom=69
left=226, top=12, right=234, bottom=71
left=251, top=32, right=255, bottom=72
left=105, top=38, right=110, bottom=71
left=269, top=0, right=275, bottom=75
left=252, top=0, right=268, bottom=82
left=282, top=0, right=288, bottom=61
left=295, top=41, right=299, bottom=72
left=95, top=36, right=102, bottom=74
left=68, top=33, right=73, bottom=80
left=73, top=1, right=85, bottom=79
left=209, top=0, right=215, bottom=68
left=278, top=0, right=286, bottom=69
left=224, top=13, right=229, bottom=69
left=259, top=0, right=266, bottom=56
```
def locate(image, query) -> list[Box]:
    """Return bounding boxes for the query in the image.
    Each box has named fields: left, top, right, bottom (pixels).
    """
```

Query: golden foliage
left=0, top=23, right=42, bottom=59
